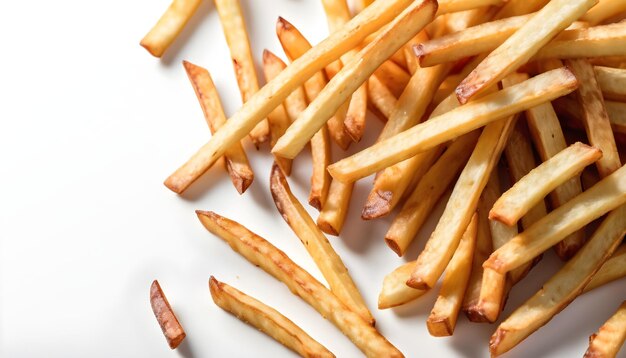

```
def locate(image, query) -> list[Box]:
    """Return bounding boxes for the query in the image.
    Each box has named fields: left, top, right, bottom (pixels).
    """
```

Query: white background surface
left=1, top=0, right=624, bottom=357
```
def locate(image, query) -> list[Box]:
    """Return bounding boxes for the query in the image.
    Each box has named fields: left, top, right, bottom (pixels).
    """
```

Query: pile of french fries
left=143, top=0, right=626, bottom=356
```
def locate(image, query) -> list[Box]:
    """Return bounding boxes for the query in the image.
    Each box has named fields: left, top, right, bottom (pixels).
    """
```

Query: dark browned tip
left=361, top=191, right=393, bottom=220
left=308, top=197, right=322, bottom=211
left=317, top=219, right=339, bottom=236
left=406, top=277, right=429, bottom=290
left=276, top=16, right=292, bottom=33
left=385, top=238, right=403, bottom=257
left=208, top=276, right=220, bottom=295
left=464, top=306, right=491, bottom=323
left=262, top=49, right=273, bottom=63
left=413, top=44, right=425, bottom=57
left=489, top=329, right=508, bottom=357
left=269, top=162, right=292, bottom=221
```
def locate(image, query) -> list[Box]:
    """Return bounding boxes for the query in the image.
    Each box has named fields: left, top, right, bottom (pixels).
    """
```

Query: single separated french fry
left=213, top=0, right=269, bottom=147
left=585, top=301, right=626, bottom=358
left=164, top=0, right=415, bottom=194
left=455, top=0, right=597, bottom=104
left=328, top=68, right=579, bottom=183
left=491, top=143, right=603, bottom=226
left=582, top=0, right=626, bottom=25
left=140, top=0, right=202, bottom=57
left=378, top=261, right=428, bottom=310
left=269, top=165, right=373, bottom=325
left=150, top=280, right=186, bottom=349
left=196, top=211, right=403, bottom=357
left=209, top=277, right=334, bottom=358
left=584, top=244, right=626, bottom=293
left=272, top=0, right=438, bottom=159
left=182, top=61, right=255, bottom=194
left=595, top=66, right=626, bottom=102
left=317, top=180, right=354, bottom=236
left=437, top=0, right=505, bottom=15
left=427, top=214, right=478, bottom=337
left=484, top=164, right=626, bottom=274
left=385, top=131, right=480, bottom=256
left=489, top=206, right=626, bottom=356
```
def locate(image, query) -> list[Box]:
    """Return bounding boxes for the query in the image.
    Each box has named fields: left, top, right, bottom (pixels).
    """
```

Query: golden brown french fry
left=213, top=0, right=269, bottom=147
left=455, top=0, right=597, bottom=104
left=584, top=244, right=626, bottom=293
left=328, top=68, right=578, bottom=183
left=345, top=84, right=368, bottom=142
left=484, top=164, right=626, bottom=274
left=491, top=143, right=603, bottom=226
left=368, top=76, right=398, bottom=120
left=492, top=0, right=549, bottom=19
left=566, top=59, right=621, bottom=178
left=262, top=51, right=293, bottom=176
left=150, top=280, right=186, bottom=349
left=378, top=261, right=428, bottom=309
left=272, top=0, right=438, bottom=159
left=585, top=301, right=626, bottom=358
left=164, top=0, right=414, bottom=194
left=317, top=180, right=354, bottom=236
left=490, top=206, right=626, bottom=356
left=582, top=0, right=626, bottom=25
left=384, top=131, right=480, bottom=256
left=427, top=214, right=477, bottom=337
left=196, top=211, right=403, bottom=357
left=140, top=0, right=202, bottom=57
left=183, top=61, right=255, bottom=194
left=373, top=61, right=411, bottom=98
left=269, top=165, right=373, bottom=325
left=437, top=0, right=505, bottom=15
left=209, top=277, right=335, bottom=358
left=595, top=66, right=626, bottom=102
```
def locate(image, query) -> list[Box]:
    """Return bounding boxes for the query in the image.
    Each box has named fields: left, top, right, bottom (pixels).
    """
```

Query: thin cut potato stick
left=378, top=261, right=428, bottom=309
left=582, top=0, right=626, bottom=25
left=385, top=131, right=480, bottom=256
left=368, top=76, right=398, bottom=120
left=489, top=206, right=626, bottom=356
left=373, top=61, right=411, bottom=98
left=585, top=301, right=626, bottom=358
left=196, top=211, right=403, bottom=357
left=262, top=51, right=293, bottom=175
left=183, top=61, right=255, bottom=194
left=272, top=0, right=438, bottom=159
left=595, top=66, right=626, bottom=102
left=164, top=0, right=415, bottom=194
left=269, top=165, right=373, bottom=325
left=437, top=0, right=505, bottom=15
left=140, top=0, right=202, bottom=57
left=491, top=143, right=603, bottom=226
left=345, top=84, right=368, bottom=142
left=455, top=0, right=597, bottom=104
left=566, top=59, right=621, bottom=178
left=150, top=280, right=186, bottom=349
left=584, top=244, right=626, bottom=293
left=328, top=68, right=579, bottom=183
left=427, top=214, right=477, bottom=337
left=317, top=180, right=354, bottom=236
left=484, top=164, right=626, bottom=274
left=209, top=277, right=335, bottom=358
left=213, top=0, right=269, bottom=147
left=493, top=0, right=548, bottom=19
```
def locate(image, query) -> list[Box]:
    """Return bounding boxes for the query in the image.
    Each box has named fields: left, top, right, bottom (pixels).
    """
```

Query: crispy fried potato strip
left=582, top=0, right=626, bottom=25
left=585, top=300, right=626, bottom=358
left=150, top=280, right=186, bottom=349
left=317, top=180, right=354, bottom=236
left=378, top=261, right=428, bottom=310
left=140, top=0, right=202, bottom=57
left=584, top=244, right=626, bottom=293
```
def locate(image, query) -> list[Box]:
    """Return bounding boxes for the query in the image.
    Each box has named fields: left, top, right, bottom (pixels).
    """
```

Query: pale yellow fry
left=534, top=21, right=626, bottom=60
left=582, top=0, right=626, bottom=25
left=585, top=301, right=626, bottom=358
left=209, top=277, right=335, bottom=358
left=427, top=214, right=477, bottom=337
left=566, top=59, right=621, bottom=178
left=437, top=0, right=505, bottom=15
left=214, top=0, right=269, bottom=147
left=368, top=76, right=398, bottom=120
left=328, top=68, right=578, bottom=183
left=484, top=164, right=626, bottom=274
left=269, top=165, right=373, bottom=324
left=490, top=206, right=626, bottom=356
left=378, top=261, right=428, bottom=310
left=317, top=180, right=354, bottom=236
left=164, top=0, right=413, bottom=194
left=309, top=128, right=332, bottom=211
left=272, top=0, right=437, bottom=159
left=182, top=61, right=254, bottom=194
left=584, top=245, right=626, bottom=293
left=140, top=0, right=202, bottom=57
left=456, top=0, right=597, bottom=104
left=491, top=143, right=603, bottom=227
left=606, top=101, right=626, bottom=134
left=595, top=66, right=626, bottom=102
left=385, top=131, right=479, bottom=256
left=196, top=211, right=403, bottom=357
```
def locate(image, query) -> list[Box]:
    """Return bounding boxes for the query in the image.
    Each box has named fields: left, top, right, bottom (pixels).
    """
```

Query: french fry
left=373, top=61, right=411, bottom=98
left=150, top=280, right=186, bottom=349
left=491, top=143, right=603, bottom=226
left=484, top=164, right=626, bottom=275
left=595, top=66, right=626, bottom=102
left=437, top=0, right=505, bottom=15
left=328, top=68, right=579, bottom=183
left=584, top=244, right=626, bottom=293
left=269, top=165, right=373, bottom=325
left=378, top=261, right=428, bottom=310
left=427, top=214, right=478, bottom=337
left=455, top=0, right=597, bottom=104
left=317, top=180, right=354, bottom=236
left=196, top=211, right=403, bottom=357
left=554, top=97, right=626, bottom=135
left=182, top=61, right=255, bottom=194
left=585, top=301, right=626, bottom=358
left=272, top=0, right=438, bottom=159
left=566, top=59, right=621, bottom=178
left=582, top=0, right=626, bottom=25
left=492, top=0, right=549, bottom=19
left=213, top=0, right=269, bottom=147
left=140, top=0, right=202, bottom=58
left=209, top=277, right=334, bottom=358
left=345, top=84, right=368, bottom=142
left=262, top=51, right=293, bottom=175
left=489, top=206, right=626, bottom=356
left=164, top=0, right=414, bottom=194
left=367, top=76, right=398, bottom=120
left=353, top=0, right=375, bottom=14
left=384, top=131, right=480, bottom=256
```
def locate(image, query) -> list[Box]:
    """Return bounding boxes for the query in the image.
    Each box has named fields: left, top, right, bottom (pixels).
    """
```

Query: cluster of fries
left=143, top=0, right=626, bottom=356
